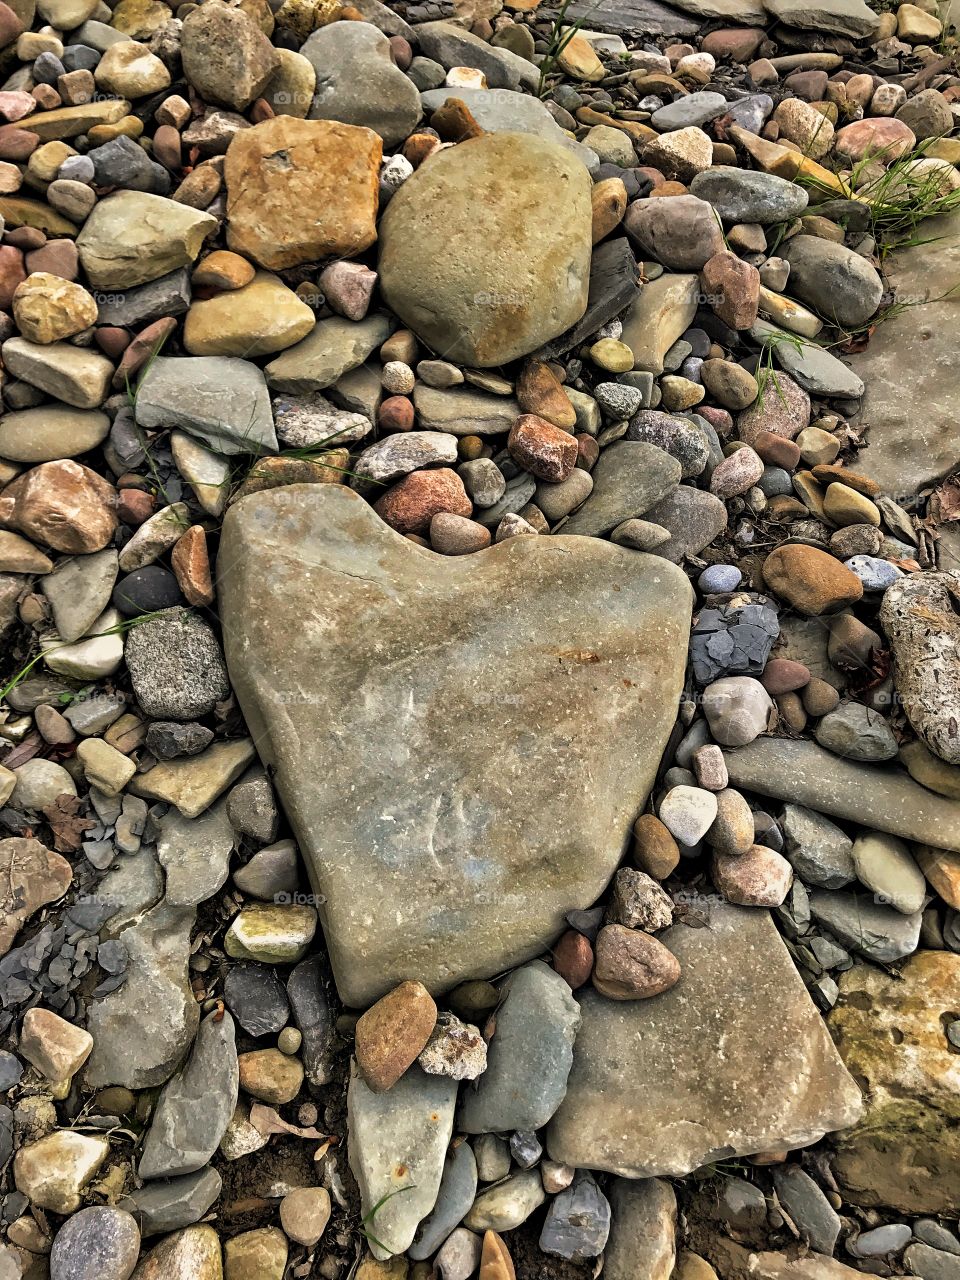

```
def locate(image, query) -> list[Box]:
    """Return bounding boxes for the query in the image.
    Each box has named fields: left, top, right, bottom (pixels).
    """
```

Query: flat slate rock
left=539, top=238, right=641, bottom=360
left=547, top=900, right=863, bottom=1176
left=723, top=738, right=960, bottom=852
left=563, top=0, right=700, bottom=35
left=219, top=485, right=691, bottom=1005
left=852, top=212, right=960, bottom=498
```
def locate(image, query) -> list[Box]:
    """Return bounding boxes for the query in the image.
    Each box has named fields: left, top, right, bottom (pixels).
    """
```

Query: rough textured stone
left=225, top=117, right=381, bottom=270
left=0, top=836, right=71, bottom=956
left=547, top=900, right=862, bottom=1175
left=219, top=485, right=690, bottom=1004
left=130, top=1225, right=222, bottom=1280
left=379, top=132, right=592, bottom=367
left=135, top=356, right=276, bottom=455
left=181, top=1, right=278, bottom=111
left=77, top=191, right=216, bottom=290
left=830, top=952, right=960, bottom=1213
left=48, top=1207, right=140, bottom=1280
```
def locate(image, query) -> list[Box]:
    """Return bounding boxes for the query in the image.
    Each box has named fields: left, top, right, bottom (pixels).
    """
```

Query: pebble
left=850, top=1224, right=913, bottom=1257
left=355, top=979, right=438, bottom=1093
left=702, top=676, right=775, bottom=747
left=279, top=1187, right=331, bottom=1247
left=815, top=702, right=899, bottom=762
left=418, top=1012, right=487, bottom=1081
left=706, top=788, right=755, bottom=856
left=713, top=844, right=793, bottom=907
left=238, top=1047, right=303, bottom=1105
left=223, top=1228, right=287, bottom=1280
left=224, top=903, right=317, bottom=964
left=851, top=831, right=926, bottom=915
left=464, top=1169, right=546, bottom=1233
left=592, top=923, right=681, bottom=999
left=49, top=1206, right=141, bottom=1280
left=658, top=784, right=719, bottom=846
left=762, top=544, right=863, bottom=616
left=540, top=1172, right=611, bottom=1261
left=124, top=608, right=229, bottom=721
left=13, top=1131, right=109, bottom=1213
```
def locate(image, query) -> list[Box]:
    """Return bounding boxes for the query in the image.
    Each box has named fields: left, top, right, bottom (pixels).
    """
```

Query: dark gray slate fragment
left=124, top=1166, right=222, bottom=1236
left=287, top=956, right=335, bottom=1087
left=409, top=1140, right=478, bottom=1260
left=564, top=0, right=698, bottom=34
left=94, top=270, right=191, bottom=328
left=223, top=964, right=290, bottom=1038
left=540, top=1172, right=611, bottom=1261
left=539, top=238, right=641, bottom=359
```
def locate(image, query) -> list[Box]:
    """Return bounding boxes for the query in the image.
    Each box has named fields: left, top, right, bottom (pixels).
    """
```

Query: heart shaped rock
left=219, top=485, right=691, bottom=1005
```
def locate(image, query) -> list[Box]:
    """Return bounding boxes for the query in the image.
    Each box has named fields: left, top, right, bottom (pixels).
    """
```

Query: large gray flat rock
left=564, top=0, right=700, bottom=35
left=723, top=738, right=960, bottom=852
left=219, top=485, right=691, bottom=1005
left=547, top=901, right=863, bottom=1176
left=851, top=212, right=960, bottom=498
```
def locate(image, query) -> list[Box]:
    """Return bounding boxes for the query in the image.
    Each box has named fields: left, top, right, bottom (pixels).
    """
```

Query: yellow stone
left=12, top=274, right=98, bottom=345
left=589, top=337, right=634, bottom=372
left=897, top=2, right=942, bottom=40
left=729, top=124, right=852, bottom=199
left=0, top=196, right=77, bottom=236
left=27, top=140, right=75, bottom=184
left=900, top=739, right=960, bottom=800
left=111, top=0, right=173, bottom=37
left=20, top=99, right=131, bottom=141
left=87, top=116, right=144, bottom=145
left=557, top=32, right=605, bottom=81
left=183, top=271, right=316, bottom=357
left=915, top=845, right=960, bottom=908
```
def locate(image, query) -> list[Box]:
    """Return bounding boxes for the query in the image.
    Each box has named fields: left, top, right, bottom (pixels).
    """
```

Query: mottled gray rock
left=219, top=484, right=691, bottom=1004
left=135, top=356, right=277, bottom=455
left=414, top=20, right=537, bottom=91
left=539, top=1172, right=611, bottom=1261
left=157, top=799, right=235, bottom=907
left=641, top=485, right=728, bottom=562
left=690, top=168, right=809, bottom=224
left=355, top=431, right=459, bottom=483
left=226, top=769, right=278, bottom=843
left=781, top=804, right=855, bottom=888
left=124, top=608, right=230, bottom=722
left=84, top=903, right=198, bottom=1090
left=781, top=236, right=883, bottom=329
left=125, top=1167, right=222, bottom=1237
left=763, top=0, right=880, bottom=38
left=409, top=1140, right=478, bottom=1260
left=233, top=840, right=300, bottom=902
left=348, top=1062, right=458, bottom=1259
left=809, top=889, right=922, bottom=963
left=548, top=900, right=863, bottom=1175
left=562, top=442, right=681, bottom=537
left=905, top=1243, right=960, bottom=1280
left=48, top=1206, right=140, bottom=1280
left=815, top=702, right=899, bottom=762
left=138, top=1011, right=239, bottom=1180
left=287, top=956, right=335, bottom=1087
left=460, top=961, right=581, bottom=1134
left=652, top=91, right=728, bottom=132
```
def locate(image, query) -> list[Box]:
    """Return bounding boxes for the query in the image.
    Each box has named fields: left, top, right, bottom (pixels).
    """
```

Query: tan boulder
left=183, top=271, right=316, bottom=356
left=0, top=459, right=117, bottom=552
left=180, top=0, right=279, bottom=111
left=12, top=272, right=97, bottom=344
left=225, top=116, right=381, bottom=269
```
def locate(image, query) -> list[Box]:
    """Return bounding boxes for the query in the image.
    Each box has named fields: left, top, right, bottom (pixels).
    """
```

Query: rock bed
left=0, top=0, right=959, bottom=1276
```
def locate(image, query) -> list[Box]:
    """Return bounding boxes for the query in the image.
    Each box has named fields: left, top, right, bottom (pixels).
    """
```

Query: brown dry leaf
left=837, top=325, right=875, bottom=354
left=42, top=794, right=95, bottom=853
left=248, top=1103, right=330, bottom=1141
left=933, top=476, right=960, bottom=523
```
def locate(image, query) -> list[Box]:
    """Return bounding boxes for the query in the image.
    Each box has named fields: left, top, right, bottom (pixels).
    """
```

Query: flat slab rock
left=219, top=485, right=691, bottom=1005
left=564, top=0, right=700, bottom=35
left=546, top=900, right=863, bottom=1177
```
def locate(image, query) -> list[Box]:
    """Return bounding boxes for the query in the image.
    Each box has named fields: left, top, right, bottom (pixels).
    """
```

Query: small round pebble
left=277, top=1026, right=301, bottom=1055
left=430, top=512, right=492, bottom=555
left=589, top=338, right=634, bottom=373
left=849, top=1224, right=913, bottom=1257
left=698, top=564, right=741, bottom=594
left=382, top=360, right=415, bottom=395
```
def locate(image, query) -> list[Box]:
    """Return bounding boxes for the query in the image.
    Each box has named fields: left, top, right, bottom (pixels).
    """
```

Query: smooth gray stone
left=219, top=485, right=691, bottom=1005
left=722, top=739, right=960, bottom=852
left=809, top=890, right=922, bottom=963
left=348, top=1062, right=458, bottom=1260
left=303, top=21, right=421, bottom=148
left=781, top=235, right=884, bottom=329
left=781, top=804, right=855, bottom=888
left=138, top=1011, right=239, bottom=1180
left=763, top=0, right=880, bottom=37
left=125, top=1167, right=222, bottom=1236
left=48, top=1207, right=141, bottom=1280
left=136, top=355, right=277, bottom=455
left=266, top=314, right=392, bottom=395
left=418, top=87, right=599, bottom=172
left=547, top=901, right=863, bottom=1177
left=641, top=484, right=728, bottom=563
left=752, top=320, right=865, bottom=399
left=460, top=962, right=581, bottom=1134
left=84, top=902, right=198, bottom=1090
left=408, top=1141, right=478, bottom=1260
left=41, top=548, right=118, bottom=644
left=690, top=168, right=809, bottom=225
left=412, top=384, right=520, bottom=436
left=773, top=1165, right=841, bottom=1255
left=562, top=442, right=681, bottom=537
left=651, top=91, right=728, bottom=132
left=915, top=1222, right=960, bottom=1257
left=414, top=20, right=537, bottom=91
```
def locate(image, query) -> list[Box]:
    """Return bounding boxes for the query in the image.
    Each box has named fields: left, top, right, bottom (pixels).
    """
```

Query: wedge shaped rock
left=219, top=485, right=691, bottom=1004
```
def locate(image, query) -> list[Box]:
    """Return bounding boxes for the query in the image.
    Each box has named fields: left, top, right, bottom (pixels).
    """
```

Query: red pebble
left=374, top=468, right=471, bottom=534
left=761, top=658, right=811, bottom=695
left=754, top=430, right=801, bottom=469
left=576, top=434, right=599, bottom=471
left=96, top=326, right=133, bottom=359
left=116, top=488, right=157, bottom=526
left=0, top=126, right=39, bottom=160
left=378, top=395, right=414, bottom=432
left=388, top=35, right=412, bottom=68
left=553, top=929, right=594, bottom=989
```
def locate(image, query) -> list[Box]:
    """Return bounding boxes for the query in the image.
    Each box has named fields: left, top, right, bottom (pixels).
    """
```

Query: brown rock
left=0, top=836, right=72, bottom=956
left=480, top=1231, right=516, bottom=1280
left=701, top=251, right=760, bottom=330
left=915, top=846, right=960, bottom=909
left=111, top=316, right=178, bottom=392
left=374, top=467, right=472, bottom=534
left=591, top=176, right=627, bottom=244
left=378, top=396, right=415, bottom=432
left=762, top=544, right=863, bottom=616
left=0, top=459, right=117, bottom=553
left=234, top=450, right=348, bottom=499
left=0, top=244, right=25, bottom=309
left=225, top=116, right=381, bottom=270
left=754, top=431, right=801, bottom=469
left=592, top=923, right=680, bottom=1000
left=632, top=813, right=680, bottom=880
left=171, top=525, right=215, bottom=607
left=712, top=844, right=793, bottom=907
left=552, top=929, right=594, bottom=989
left=193, top=250, right=256, bottom=292
left=834, top=117, right=915, bottom=163
left=761, top=658, right=810, bottom=694
left=354, top=979, right=437, bottom=1091
left=181, top=0, right=280, bottom=111
left=810, top=464, right=880, bottom=497
left=26, top=238, right=79, bottom=281
left=430, top=96, right=484, bottom=142
left=508, top=415, right=577, bottom=483
left=710, top=445, right=763, bottom=498
left=516, top=361, right=576, bottom=431
left=117, top=488, right=156, bottom=526
left=701, top=27, right=765, bottom=60
left=802, top=676, right=841, bottom=717
left=238, top=1047, right=304, bottom=1104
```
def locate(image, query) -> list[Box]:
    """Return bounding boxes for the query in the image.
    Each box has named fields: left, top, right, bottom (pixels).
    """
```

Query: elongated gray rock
left=348, top=1062, right=457, bottom=1259
left=547, top=900, right=863, bottom=1176
left=219, top=485, right=691, bottom=1004
left=139, top=1011, right=238, bottom=1180
left=723, top=739, right=960, bottom=852
left=562, top=442, right=681, bottom=537
left=409, top=1140, right=478, bottom=1260
left=84, top=903, right=198, bottom=1090
left=752, top=320, right=864, bottom=399
left=460, top=961, right=581, bottom=1134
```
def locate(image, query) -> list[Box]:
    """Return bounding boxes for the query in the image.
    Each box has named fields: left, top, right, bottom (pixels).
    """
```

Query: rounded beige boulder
left=378, top=132, right=593, bottom=368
